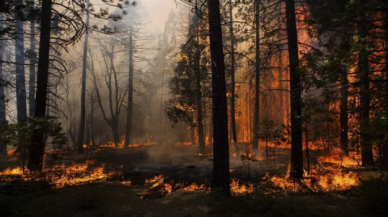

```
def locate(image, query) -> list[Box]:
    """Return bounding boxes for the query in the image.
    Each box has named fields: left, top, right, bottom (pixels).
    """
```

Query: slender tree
left=15, top=0, right=27, bottom=123
left=0, top=12, right=7, bottom=154
left=229, top=0, right=240, bottom=156
left=77, top=0, right=90, bottom=153
left=124, top=23, right=134, bottom=147
left=27, top=0, right=52, bottom=171
left=252, top=0, right=260, bottom=150
left=29, top=0, right=36, bottom=116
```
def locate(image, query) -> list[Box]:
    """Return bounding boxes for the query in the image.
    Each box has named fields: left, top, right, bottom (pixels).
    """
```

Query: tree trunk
left=358, top=9, right=374, bottom=166
left=208, top=0, right=231, bottom=196
left=340, top=69, right=349, bottom=154
left=285, top=0, right=303, bottom=178
left=383, top=11, right=388, bottom=167
left=77, top=0, right=90, bottom=154
left=305, top=123, right=310, bottom=175
left=229, top=0, right=240, bottom=157
left=111, top=119, right=120, bottom=147
left=90, top=93, right=95, bottom=146
left=27, top=0, right=52, bottom=171
left=0, top=12, right=6, bottom=154
left=124, top=25, right=134, bottom=147
left=252, top=0, right=260, bottom=150
left=29, top=0, right=36, bottom=117
left=15, top=0, right=27, bottom=124
left=194, top=16, right=205, bottom=154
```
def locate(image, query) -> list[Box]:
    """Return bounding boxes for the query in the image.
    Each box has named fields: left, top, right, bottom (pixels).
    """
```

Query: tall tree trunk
left=208, top=0, right=230, bottom=196
left=194, top=16, right=205, bottom=154
left=229, top=0, right=240, bottom=157
left=278, top=10, right=284, bottom=126
left=27, top=0, right=52, bottom=171
left=15, top=0, right=27, bottom=123
left=340, top=69, right=349, bottom=154
left=91, top=93, right=95, bottom=146
left=383, top=10, right=388, bottom=167
left=29, top=0, right=36, bottom=117
left=252, top=0, right=260, bottom=150
left=124, top=25, right=134, bottom=147
left=285, top=0, right=303, bottom=178
left=358, top=8, right=374, bottom=166
left=77, top=0, right=90, bottom=154
left=0, top=12, right=7, bottom=154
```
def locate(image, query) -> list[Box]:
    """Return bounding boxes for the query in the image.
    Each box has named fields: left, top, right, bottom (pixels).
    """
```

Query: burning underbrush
left=0, top=160, right=129, bottom=188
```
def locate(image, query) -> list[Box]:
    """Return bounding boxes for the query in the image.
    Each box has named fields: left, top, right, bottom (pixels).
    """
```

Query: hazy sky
left=141, top=0, right=179, bottom=34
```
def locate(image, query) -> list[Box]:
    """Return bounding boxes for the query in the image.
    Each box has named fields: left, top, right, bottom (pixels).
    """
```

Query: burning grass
left=0, top=159, right=129, bottom=188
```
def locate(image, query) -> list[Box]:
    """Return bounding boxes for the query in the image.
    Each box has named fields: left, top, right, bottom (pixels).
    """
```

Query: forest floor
left=0, top=143, right=387, bottom=217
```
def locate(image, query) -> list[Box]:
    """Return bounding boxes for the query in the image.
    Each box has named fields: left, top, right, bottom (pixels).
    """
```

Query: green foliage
left=0, top=116, right=67, bottom=153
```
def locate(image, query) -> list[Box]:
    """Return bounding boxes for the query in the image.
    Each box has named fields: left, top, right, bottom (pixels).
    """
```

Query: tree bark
left=124, top=25, right=134, bottom=147
left=252, top=0, right=260, bottom=150
left=0, top=12, right=7, bottom=154
left=29, top=0, right=36, bottom=117
left=77, top=0, right=90, bottom=154
left=358, top=8, right=374, bottom=166
left=340, top=68, right=349, bottom=154
left=194, top=15, right=206, bottom=154
left=229, top=0, right=240, bottom=157
left=285, top=0, right=303, bottom=178
left=208, top=0, right=231, bottom=196
left=27, top=0, right=52, bottom=171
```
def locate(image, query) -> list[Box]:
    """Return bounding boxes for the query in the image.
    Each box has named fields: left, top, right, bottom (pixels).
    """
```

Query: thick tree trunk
left=27, top=0, right=52, bottom=171
left=358, top=10, right=374, bottom=166
left=111, top=120, right=120, bottom=147
left=285, top=0, right=303, bottom=178
left=229, top=0, right=240, bottom=157
left=29, top=0, right=36, bottom=117
left=340, top=69, right=349, bottom=154
left=77, top=0, right=90, bottom=154
left=124, top=26, right=134, bottom=147
left=0, top=13, right=6, bottom=154
left=208, top=0, right=230, bottom=196
left=252, top=0, right=260, bottom=150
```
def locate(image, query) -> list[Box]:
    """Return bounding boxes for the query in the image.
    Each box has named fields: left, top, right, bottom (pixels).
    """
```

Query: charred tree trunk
left=0, top=13, right=6, bottom=154
left=340, top=69, right=349, bottom=154
left=124, top=26, right=134, bottom=147
left=29, top=0, right=36, bottom=117
left=27, top=0, right=52, bottom=171
left=208, top=0, right=231, bottom=196
left=285, top=0, right=303, bottom=178
left=90, top=93, right=95, bottom=146
left=358, top=9, right=374, bottom=166
left=15, top=0, right=27, bottom=124
left=252, top=0, right=260, bottom=150
left=77, top=0, right=90, bottom=154
left=229, top=0, right=240, bottom=157
left=111, top=119, right=120, bottom=147
left=383, top=11, right=388, bottom=167
left=195, top=16, right=205, bottom=154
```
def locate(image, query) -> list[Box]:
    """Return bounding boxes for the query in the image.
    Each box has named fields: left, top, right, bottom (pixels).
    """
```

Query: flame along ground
left=0, top=142, right=361, bottom=196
